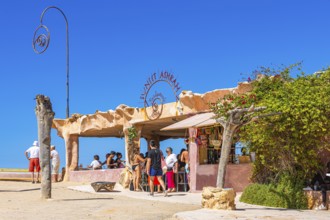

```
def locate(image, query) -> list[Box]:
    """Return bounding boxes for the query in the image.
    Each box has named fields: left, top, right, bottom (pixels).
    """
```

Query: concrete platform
left=174, top=193, right=330, bottom=220
left=174, top=207, right=330, bottom=220
left=69, top=184, right=330, bottom=220
left=68, top=184, right=202, bottom=205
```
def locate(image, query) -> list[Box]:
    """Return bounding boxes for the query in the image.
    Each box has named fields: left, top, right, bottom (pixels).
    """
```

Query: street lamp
left=32, top=6, right=70, bottom=118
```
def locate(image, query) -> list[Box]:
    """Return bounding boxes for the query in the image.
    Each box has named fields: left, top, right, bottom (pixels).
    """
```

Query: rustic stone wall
left=119, top=167, right=132, bottom=189
left=202, top=187, right=236, bottom=210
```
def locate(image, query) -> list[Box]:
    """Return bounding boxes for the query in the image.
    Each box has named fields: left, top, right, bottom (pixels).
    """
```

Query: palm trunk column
left=35, top=95, right=55, bottom=199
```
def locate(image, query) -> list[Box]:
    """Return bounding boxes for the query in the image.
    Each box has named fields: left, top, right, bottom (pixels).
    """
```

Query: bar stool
left=176, top=171, right=188, bottom=192
left=139, top=172, right=149, bottom=192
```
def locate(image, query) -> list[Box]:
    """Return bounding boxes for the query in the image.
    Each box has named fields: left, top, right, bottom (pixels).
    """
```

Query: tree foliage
left=240, top=65, right=330, bottom=183
left=211, top=93, right=257, bottom=119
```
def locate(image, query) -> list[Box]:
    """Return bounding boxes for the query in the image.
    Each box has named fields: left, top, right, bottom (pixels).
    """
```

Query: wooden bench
left=91, top=182, right=116, bottom=192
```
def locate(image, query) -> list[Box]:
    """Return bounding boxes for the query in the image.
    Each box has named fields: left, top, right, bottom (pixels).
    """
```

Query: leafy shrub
left=239, top=66, right=330, bottom=183
left=240, top=174, right=307, bottom=209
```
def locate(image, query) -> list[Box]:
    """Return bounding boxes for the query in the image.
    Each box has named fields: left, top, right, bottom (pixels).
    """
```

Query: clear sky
left=1, top=0, right=330, bottom=169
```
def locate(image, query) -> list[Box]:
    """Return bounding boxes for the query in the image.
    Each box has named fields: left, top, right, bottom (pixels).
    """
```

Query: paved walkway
left=69, top=184, right=330, bottom=220
left=68, top=184, right=201, bottom=205
left=174, top=193, right=330, bottom=220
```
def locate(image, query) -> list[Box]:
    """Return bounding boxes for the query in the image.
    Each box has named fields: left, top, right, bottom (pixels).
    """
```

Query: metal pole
left=33, top=6, right=70, bottom=118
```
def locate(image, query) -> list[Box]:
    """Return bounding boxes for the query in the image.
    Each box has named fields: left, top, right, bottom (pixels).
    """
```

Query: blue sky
left=1, top=0, right=330, bottom=169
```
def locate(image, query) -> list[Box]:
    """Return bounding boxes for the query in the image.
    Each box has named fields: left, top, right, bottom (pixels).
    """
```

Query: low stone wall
left=304, top=190, right=330, bottom=210
left=69, top=168, right=124, bottom=183
left=202, top=187, right=236, bottom=210
left=195, top=164, right=252, bottom=192
left=0, top=172, right=37, bottom=181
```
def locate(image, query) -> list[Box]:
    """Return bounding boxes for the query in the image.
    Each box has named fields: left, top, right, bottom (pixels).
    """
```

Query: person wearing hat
left=24, top=141, right=40, bottom=184
left=50, top=145, right=60, bottom=182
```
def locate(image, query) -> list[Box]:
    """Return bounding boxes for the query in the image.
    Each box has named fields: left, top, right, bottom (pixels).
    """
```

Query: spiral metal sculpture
left=33, top=25, right=50, bottom=54
left=145, top=91, right=165, bottom=120
left=32, top=6, right=70, bottom=118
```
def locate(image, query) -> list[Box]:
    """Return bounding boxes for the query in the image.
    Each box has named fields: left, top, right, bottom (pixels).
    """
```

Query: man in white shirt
left=25, top=141, right=40, bottom=184
left=88, top=155, right=102, bottom=170
left=50, top=145, right=60, bottom=182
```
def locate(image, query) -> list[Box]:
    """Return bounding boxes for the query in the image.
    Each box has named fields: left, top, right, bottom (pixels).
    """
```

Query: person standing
left=181, top=148, right=190, bottom=190
left=146, top=140, right=168, bottom=197
left=24, top=141, right=40, bottom=184
left=165, top=147, right=178, bottom=193
left=177, top=149, right=187, bottom=183
left=132, top=150, right=146, bottom=191
left=102, top=153, right=111, bottom=167
left=115, top=152, right=126, bottom=168
left=107, top=151, right=117, bottom=169
left=50, top=145, right=60, bottom=182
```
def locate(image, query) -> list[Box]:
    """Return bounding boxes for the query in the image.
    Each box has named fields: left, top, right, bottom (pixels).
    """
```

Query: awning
left=161, top=112, right=218, bottom=131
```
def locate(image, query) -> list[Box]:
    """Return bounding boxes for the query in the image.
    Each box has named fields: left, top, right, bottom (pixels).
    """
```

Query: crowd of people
left=86, top=141, right=190, bottom=195
left=24, top=139, right=190, bottom=195
left=87, top=151, right=126, bottom=170
left=131, top=140, right=190, bottom=196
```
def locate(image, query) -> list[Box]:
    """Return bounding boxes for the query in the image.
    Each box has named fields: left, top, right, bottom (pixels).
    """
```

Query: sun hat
left=33, top=141, right=39, bottom=147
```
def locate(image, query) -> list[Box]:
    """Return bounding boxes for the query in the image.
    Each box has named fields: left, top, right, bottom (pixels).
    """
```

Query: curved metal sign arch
left=140, top=71, right=181, bottom=120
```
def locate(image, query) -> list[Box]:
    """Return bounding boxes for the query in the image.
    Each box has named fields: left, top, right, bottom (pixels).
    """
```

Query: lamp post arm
left=39, top=6, right=70, bottom=119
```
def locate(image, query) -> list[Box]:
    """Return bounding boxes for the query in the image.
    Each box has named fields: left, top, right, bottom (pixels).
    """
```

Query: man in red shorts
left=25, top=141, right=40, bottom=184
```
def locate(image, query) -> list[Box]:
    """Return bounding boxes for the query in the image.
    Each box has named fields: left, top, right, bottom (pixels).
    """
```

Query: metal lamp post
left=33, top=6, right=70, bottom=118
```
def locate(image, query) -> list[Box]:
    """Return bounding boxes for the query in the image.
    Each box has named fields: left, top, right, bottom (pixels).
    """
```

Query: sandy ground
left=69, top=184, right=330, bottom=220
left=1, top=180, right=329, bottom=220
left=0, top=181, right=199, bottom=220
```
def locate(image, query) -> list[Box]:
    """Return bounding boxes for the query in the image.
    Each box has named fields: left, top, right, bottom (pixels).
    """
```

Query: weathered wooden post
left=35, top=95, right=55, bottom=199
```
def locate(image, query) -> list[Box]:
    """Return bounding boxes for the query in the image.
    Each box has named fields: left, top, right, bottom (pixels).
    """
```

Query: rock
left=202, top=187, right=214, bottom=199
left=210, top=187, right=222, bottom=194
left=202, top=187, right=236, bottom=210
left=119, top=167, right=132, bottom=189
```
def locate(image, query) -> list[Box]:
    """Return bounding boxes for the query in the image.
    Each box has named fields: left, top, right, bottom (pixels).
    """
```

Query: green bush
left=240, top=175, right=307, bottom=209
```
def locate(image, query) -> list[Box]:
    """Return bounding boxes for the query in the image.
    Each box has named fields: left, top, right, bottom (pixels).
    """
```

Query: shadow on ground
left=60, top=198, right=114, bottom=202
left=0, top=188, right=40, bottom=192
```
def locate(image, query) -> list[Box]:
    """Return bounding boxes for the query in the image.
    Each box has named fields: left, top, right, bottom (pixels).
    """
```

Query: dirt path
left=0, top=181, right=199, bottom=220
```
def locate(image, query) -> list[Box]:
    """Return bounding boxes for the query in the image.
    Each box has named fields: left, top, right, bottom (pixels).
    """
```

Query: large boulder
left=202, top=187, right=236, bottom=210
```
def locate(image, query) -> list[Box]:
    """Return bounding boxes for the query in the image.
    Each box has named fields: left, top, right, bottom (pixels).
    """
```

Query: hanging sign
left=140, top=71, right=181, bottom=120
